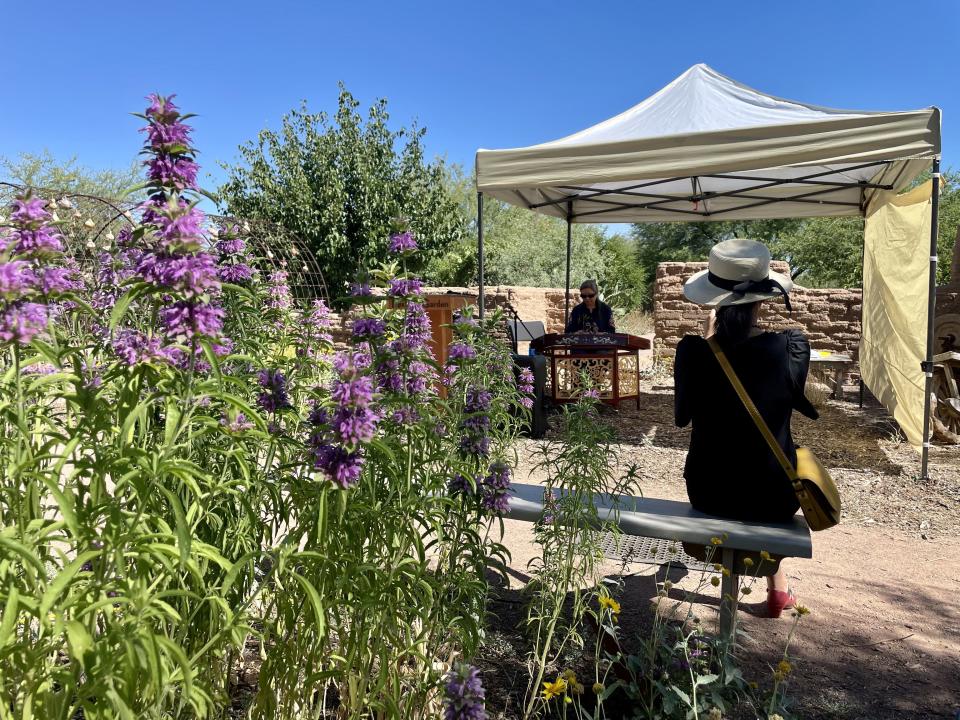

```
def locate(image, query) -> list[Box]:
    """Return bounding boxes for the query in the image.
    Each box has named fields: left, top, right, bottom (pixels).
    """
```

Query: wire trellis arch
left=0, top=182, right=330, bottom=305
left=208, top=214, right=330, bottom=304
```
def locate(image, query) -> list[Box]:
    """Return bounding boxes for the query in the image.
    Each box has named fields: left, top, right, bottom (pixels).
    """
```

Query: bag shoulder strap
left=706, top=336, right=798, bottom=482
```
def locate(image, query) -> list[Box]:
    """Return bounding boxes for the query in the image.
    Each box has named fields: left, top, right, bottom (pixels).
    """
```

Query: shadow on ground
left=479, top=562, right=960, bottom=720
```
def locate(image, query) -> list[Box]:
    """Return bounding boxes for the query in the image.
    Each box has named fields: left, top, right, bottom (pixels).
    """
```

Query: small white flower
left=266, top=250, right=274, bottom=259
left=85, top=240, right=95, bottom=249
left=0, top=215, right=6, bottom=223
left=51, top=212, right=60, bottom=222
left=242, top=221, right=250, bottom=232
left=123, top=210, right=134, bottom=220
left=105, top=232, right=115, bottom=241
left=290, top=247, right=299, bottom=256
left=83, top=218, right=95, bottom=228
left=209, top=226, right=219, bottom=237
left=73, top=210, right=82, bottom=218
left=58, top=197, right=73, bottom=209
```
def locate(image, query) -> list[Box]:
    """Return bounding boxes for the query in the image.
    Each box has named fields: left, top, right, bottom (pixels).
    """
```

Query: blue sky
left=3, top=0, right=958, bottom=202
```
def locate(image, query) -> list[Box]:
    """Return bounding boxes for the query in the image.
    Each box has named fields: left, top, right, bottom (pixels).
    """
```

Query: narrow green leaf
left=0, top=587, right=19, bottom=647
left=156, top=634, right=194, bottom=698
left=109, top=287, right=139, bottom=330
left=39, top=550, right=101, bottom=620
left=292, top=571, right=327, bottom=637
left=164, top=398, right=183, bottom=446
left=0, top=535, right=45, bottom=574
left=158, top=487, right=191, bottom=565
left=65, top=620, right=93, bottom=668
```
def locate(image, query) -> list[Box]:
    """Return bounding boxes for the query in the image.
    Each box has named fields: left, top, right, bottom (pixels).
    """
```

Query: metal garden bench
left=506, top=483, right=813, bottom=638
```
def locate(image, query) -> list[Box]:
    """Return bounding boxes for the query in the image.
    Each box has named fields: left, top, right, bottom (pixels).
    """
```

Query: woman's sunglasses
left=580, top=293, right=596, bottom=299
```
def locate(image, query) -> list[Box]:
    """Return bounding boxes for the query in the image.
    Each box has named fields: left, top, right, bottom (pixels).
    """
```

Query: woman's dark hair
left=714, top=302, right=759, bottom=344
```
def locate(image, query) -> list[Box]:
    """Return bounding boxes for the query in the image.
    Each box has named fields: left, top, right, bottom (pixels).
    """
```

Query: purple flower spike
left=388, top=278, right=423, bottom=297
left=221, top=413, right=254, bottom=433
left=352, top=317, right=386, bottom=339
left=350, top=282, right=373, bottom=297
left=481, top=462, right=512, bottom=515
left=219, top=263, right=253, bottom=283
left=0, top=302, right=48, bottom=344
left=0, top=262, right=37, bottom=298
left=448, top=343, right=476, bottom=361
left=266, top=270, right=293, bottom=311
left=388, top=231, right=417, bottom=254
left=444, top=664, right=487, bottom=720
left=160, top=300, right=225, bottom=342
left=312, top=443, right=365, bottom=488
left=40, top=267, right=81, bottom=295
left=257, top=369, right=292, bottom=413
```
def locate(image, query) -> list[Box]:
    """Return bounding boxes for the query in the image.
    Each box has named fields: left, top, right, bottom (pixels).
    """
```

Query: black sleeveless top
left=674, top=330, right=818, bottom=522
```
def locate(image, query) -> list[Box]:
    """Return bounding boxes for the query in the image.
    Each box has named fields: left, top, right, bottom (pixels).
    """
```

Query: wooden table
left=810, top=350, right=854, bottom=401
left=530, top=333, right=650, bottom=409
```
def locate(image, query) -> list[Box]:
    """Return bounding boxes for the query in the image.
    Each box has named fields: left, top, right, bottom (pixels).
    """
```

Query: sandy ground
left=479, top=382, right=960, bottom=719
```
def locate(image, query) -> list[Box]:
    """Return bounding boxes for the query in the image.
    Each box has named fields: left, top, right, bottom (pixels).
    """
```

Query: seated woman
left=673, top=239, right=818, bottom=618
left=565, top=279, right=616, bottom=334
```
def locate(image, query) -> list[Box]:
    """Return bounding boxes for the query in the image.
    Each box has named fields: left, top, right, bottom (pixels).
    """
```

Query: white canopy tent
left=475, top=64, right=942, bottom=475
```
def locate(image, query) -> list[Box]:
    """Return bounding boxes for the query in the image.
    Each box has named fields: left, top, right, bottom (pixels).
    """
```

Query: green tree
left=599, top=233, right=647, bottom=311
left=631, top=219, right=801, bottom=306
left=769, top=217, right=864, bottom=287
left=0, top=151, right=144, bottom=259
left=631, top=170, right=960, bottom=304
left=433, top=176, right=655, bottom=311
left=0, top=150, right=141, bottom=199
left=217, top=86, right=467, bottom=299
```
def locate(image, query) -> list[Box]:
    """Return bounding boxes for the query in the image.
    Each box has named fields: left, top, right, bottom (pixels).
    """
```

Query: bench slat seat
left=506, top=483, right=813, bottom=637
left=508, top=483, right=812, bottom=558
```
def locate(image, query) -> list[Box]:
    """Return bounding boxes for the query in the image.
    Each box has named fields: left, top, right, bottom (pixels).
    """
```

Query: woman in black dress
left=674, top=239, right=818, bottom=618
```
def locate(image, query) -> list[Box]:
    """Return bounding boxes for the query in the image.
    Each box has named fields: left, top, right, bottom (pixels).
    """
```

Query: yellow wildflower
left=712, top=562, right=722, bottom=571
left=769, top=715, right=785, bottom=720
left=592, top=682, right=604, bottom=695
left=571, top=681, right=584, bottom=695
left=708, top=708, right=723, bottom=720
left=542, top=677, right=567, bottom=700
left=563, top=669, right=577, bottom=683
left=599, top=596, right=621, bottom=615
left=662, top=580, right=672, bottom=591
left=742, top=586, right=752, bottom=595
left=760, top=550, right=773, bottom=562
left=710, top=576, right=721, bottom=587
left=776, top=659, right=792, bottom=676
left=721, top=567, right=731, bottom=577
left=794, top=604, right=810, bottom=616
left=743, top=557, right=754, bottom=567
left=710, top=536, right=723, bottom=545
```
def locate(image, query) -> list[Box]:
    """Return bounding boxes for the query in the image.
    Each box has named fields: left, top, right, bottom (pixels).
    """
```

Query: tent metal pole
left=921, top=158, right=941, bottom=480
left=859, top=213, right=866, bottom=410
left=477, top=192, right=485, bottom=319
left=564, top=202, right=573, bottom=328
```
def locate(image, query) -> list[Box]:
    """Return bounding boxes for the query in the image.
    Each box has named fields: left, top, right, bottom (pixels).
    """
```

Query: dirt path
left=483, top=384, right=960, bottom=719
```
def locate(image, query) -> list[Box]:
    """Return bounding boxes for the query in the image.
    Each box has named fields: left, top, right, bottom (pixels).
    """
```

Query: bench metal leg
left=719, top=548, right=739, bottom=640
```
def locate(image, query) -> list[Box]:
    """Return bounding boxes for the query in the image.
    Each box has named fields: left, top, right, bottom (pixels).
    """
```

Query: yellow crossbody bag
left=707, top=336, right=841, bottom=531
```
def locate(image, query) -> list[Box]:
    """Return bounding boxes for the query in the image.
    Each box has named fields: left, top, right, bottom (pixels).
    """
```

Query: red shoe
left=766, top=589, right=797, bottom=619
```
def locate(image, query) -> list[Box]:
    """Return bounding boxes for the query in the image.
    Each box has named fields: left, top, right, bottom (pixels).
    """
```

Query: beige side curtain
left=861, top=181, right=934, bottom=448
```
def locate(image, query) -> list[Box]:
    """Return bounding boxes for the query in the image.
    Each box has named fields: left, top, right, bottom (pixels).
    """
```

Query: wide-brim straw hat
left=683, top=238, right=793, bottom=308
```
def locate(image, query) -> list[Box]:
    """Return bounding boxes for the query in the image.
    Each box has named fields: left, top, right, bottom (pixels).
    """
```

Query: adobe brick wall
left=653, top=261, right=863, bottom=360
left=327, top=286, right=576, bottom=351
left=414, top=285, right=577, bottom=333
